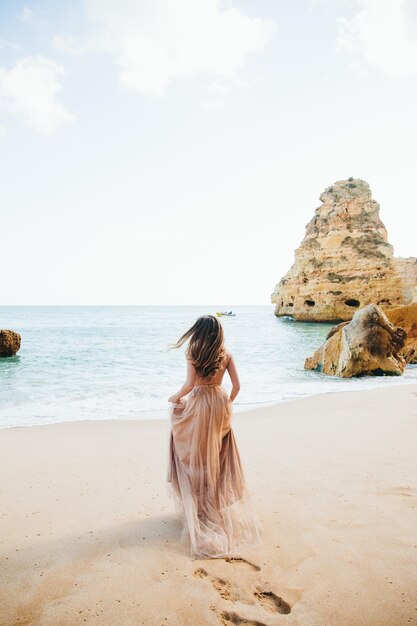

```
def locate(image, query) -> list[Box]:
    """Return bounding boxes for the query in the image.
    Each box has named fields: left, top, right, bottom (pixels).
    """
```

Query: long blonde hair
left=170, top=315, right=226, bottom=379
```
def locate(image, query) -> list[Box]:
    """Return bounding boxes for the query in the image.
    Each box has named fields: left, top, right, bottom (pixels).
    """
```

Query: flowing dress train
left=167, top=383, right=262, bottom=558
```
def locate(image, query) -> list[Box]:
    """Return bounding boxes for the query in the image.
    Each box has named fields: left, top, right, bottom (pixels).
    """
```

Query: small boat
left=216, top=311, right=236, bottom=317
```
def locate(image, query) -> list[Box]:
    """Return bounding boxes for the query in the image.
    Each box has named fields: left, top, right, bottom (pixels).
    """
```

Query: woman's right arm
left=227, top=353, right=240, bottom=402
left=168, top=357, right=196, bottom=404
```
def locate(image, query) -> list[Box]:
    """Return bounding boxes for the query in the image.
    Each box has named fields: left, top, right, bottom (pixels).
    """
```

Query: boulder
left=304, top=304, right=406, bottom=377
left=271, top=178, right=404, bottom=321
left=385, top=303, right=417, bottom=364
left=0, top=330, right=21, bottom=357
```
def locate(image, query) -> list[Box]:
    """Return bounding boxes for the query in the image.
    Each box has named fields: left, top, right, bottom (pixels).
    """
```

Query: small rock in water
left=0, top=330, right=21, bottom=357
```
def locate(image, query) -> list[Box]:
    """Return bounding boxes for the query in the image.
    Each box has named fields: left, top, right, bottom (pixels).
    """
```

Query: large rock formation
left=394, top=257, right=417, bottom=304
left=0, top=330, right=21, bottom=357
left=304, top=304, right=406, bottom=377
left=271, top=178, right=405, bottom=321
left=386, top=303, right=417, bottom=364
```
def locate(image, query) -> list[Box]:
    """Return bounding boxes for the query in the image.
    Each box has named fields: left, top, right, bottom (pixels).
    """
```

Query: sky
left=0, top=0, right=416, bottom=305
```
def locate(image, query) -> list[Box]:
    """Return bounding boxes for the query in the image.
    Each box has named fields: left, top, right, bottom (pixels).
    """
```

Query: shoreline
left=1, top=383, right=417, bottom=625
left=2, top=370, right=417, bottom=431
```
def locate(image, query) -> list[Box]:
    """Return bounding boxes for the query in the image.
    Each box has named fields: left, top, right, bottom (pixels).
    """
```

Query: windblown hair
left=170, top=315, right=226, bottom=379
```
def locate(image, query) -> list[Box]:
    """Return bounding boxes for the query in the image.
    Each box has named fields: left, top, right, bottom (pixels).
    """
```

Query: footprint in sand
left=217, top=610, right=267, bottom=626
left=224, top=560, right=291, bottom=614
left=193, top=567, right=238, bottom=601
left=254, top=589, right=291, bottom=615
left=194, top=563, right=292, bottom=625
left=224, top=557, right=261, bottom=572
left=194, top=567, right=208, bottom=578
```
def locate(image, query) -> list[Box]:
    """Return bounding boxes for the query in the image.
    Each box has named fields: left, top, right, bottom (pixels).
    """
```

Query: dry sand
left=1, top=384, right=417, bottom=626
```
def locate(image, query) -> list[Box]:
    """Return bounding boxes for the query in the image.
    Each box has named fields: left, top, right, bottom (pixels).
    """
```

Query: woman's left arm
left=168, top=358, right=196, bottom=404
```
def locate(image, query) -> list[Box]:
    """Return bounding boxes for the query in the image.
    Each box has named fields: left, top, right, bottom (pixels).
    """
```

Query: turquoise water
left=0, top=305, right=416, bottom=428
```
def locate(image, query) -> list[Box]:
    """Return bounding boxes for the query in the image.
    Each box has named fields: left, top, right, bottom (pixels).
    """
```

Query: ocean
left=1, top=305, right=416, bottom=429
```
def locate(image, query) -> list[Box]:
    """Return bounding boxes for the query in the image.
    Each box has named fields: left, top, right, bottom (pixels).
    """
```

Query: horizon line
left=0, top=303, right=274, bottom=307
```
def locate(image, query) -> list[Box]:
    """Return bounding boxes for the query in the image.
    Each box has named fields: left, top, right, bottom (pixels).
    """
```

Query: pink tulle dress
left=167, top=354, right=262, bottom=558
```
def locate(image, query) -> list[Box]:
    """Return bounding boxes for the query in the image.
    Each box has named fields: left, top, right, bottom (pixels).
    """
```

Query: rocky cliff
left=394, top=257, right=417, bottom=304
left=271, top=179, right=406, bottom=322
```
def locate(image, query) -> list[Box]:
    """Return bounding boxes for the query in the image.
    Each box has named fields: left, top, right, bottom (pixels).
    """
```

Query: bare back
left=194, top=351, right=231, bottom=386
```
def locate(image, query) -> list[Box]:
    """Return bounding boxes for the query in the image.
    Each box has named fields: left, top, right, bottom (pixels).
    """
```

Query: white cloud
left=0, top=55, right=72, bottom=133
left=16, top=4, right=48, bottom=28
left=202, top=79, right=230, bottom=109
left=208, top=79, right=230, bottom=95
left=335, top=0, right=417, bottom=78
left=17, top=5, right=34, bottom=22
left=56, top=0, right=275, bottom=96
left=52, top=34, right=92, bottom=55
left=0, top=37, right=21, bottom=51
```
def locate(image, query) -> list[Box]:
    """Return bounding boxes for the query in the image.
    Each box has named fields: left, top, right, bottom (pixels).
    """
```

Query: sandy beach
left=1, top=383, right=417, bottom=626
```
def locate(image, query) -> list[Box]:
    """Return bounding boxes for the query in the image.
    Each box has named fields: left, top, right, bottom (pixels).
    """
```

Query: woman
left=167, top=314, right=261, bottom=558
